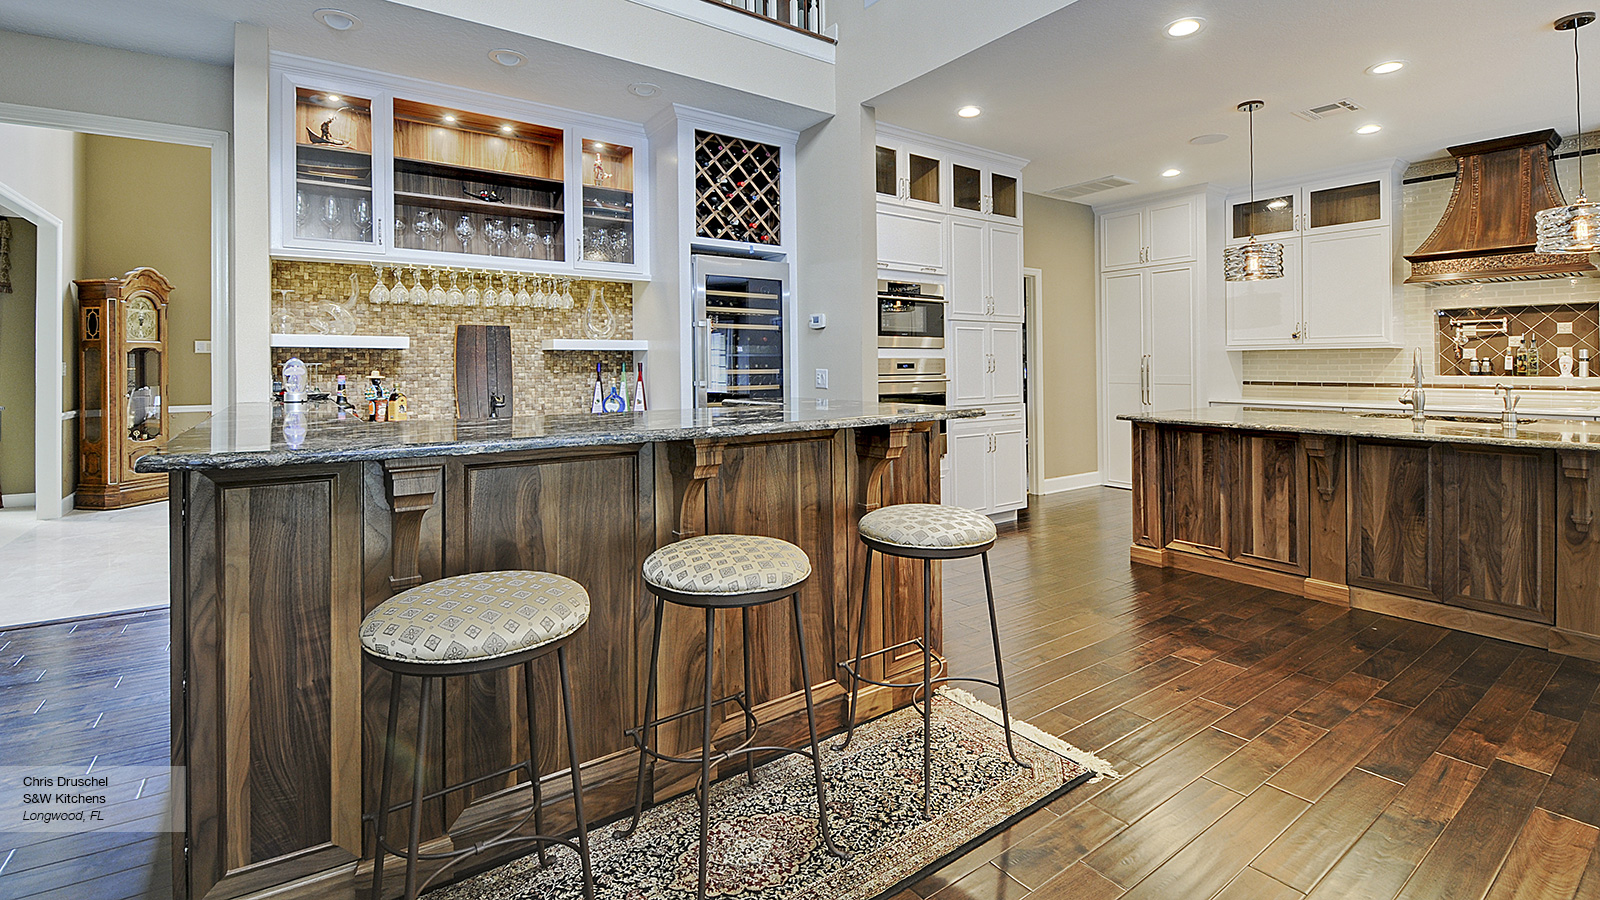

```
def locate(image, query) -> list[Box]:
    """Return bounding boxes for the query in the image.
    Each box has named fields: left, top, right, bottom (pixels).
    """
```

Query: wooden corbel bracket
left=858, top=424, right=912, bottom=514
left=1561, top=452, right=1593, bottom=534
left=675, top=438, right=726, bottom=539
left=1303, top=436, right=1336, bottom=502
left=382, top=461, right=443, bottom=594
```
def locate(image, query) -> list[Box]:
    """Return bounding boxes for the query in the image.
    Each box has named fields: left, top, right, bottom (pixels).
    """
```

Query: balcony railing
left=700, top=0, right=832, bottom=40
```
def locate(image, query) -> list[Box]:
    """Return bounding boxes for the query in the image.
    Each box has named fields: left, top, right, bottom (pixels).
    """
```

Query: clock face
left=126, top=295, right=158, bottom=342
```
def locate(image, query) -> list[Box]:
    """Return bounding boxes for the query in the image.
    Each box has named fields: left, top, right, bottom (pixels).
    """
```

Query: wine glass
left=464, top=271, right=481, bottom=307
left=368, top=264, right=388, bottom=306
left=502, top=273, right=515, bottom=308
left=394, top=215, right=405, bottom=244
left=560, top=278, right=576, bottom=309
left=413, top=210, right=431, bottom=250
left=615, top=230, right=631, bottom=264
left=295, top=192, right=308, bottom=235
left=272, top=289, right=295, bottom=333
left=321, top=196, right=342, bottom=238
left=482, top=269, right=499, bottom=307
left=522, top=220, right=539, bottom=259
left=429, top=268, right=446, bottom=306
left=410, top=267, right=428, bottom=305
left=542, top=230, right=555, bottom=261
left=515, top=274, right=531, bottom=308
left=447, top=269, right=464, bottom=306
left=455, top=215, right=474, bottom=253
left=430, top=212, right=446, bottom=251
left=353, top=198, right=372, bottom=241
left=485, top=219, right=507, bottom=256
left=509, top=223, right=524, bottom=259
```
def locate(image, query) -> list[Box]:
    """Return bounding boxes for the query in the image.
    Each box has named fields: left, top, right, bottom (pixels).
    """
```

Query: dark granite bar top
left=137, top=400, right=980, bottom=471
left=1121, top=406, right=1600, bottom=452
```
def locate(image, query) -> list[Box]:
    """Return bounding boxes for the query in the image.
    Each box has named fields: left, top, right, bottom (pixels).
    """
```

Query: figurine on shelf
left=593, top=157, right=612, bottom=186
left=464, top=187, right=505, bottom=203
left=306, top=116, right=349, bottom=147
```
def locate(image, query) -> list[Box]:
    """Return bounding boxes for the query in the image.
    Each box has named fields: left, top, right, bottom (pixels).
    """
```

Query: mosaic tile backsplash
left=270, top=260, right=637, bottom=418
left=1435, top=303, right=1599, bottom=377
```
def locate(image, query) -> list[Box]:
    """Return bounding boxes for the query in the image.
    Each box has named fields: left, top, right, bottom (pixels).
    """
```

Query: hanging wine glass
left=410, top=267, right=429, bottom=305
left=353, top=198, right=372, bottom=241
left=464, top=271, right=481, bottom=307
left=413, top=210, right=431, bottom=250
left=455, top=215, right=474, bottom=253
left=482, top=269, right=499, bottom=307
left=390, top=265, right=406, bottom=302
left=368, top=264, right=388, bottom=305
left=561, top=278, right=576, bottom=309
left=515, top=274, right=531, bottom=308
left=502, top=273, right=515, bottom=308
left=321, top=196, right=342, bottom=238
left=431, top=212, right=446, bottom=251
left=447, top=269, right=464, bottom=306
left=429, top=268, right=446, bottom=306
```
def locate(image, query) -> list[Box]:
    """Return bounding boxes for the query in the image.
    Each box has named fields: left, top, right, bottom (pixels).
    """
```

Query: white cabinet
left=1100, top=196, right=1197, bottom=271
left=949, top=321, right=1022, bottom=406
left=877, top=206, right=947, bottom=274
left=876, top=135, right=946, bottom=211
left=1225, top=240, right=1302, bottom=347
left=946, top=408, right=1027, bottom=516
left=950, top=155, right=1022, bottom=221
left=1100, top=264, right=1197, bottom=487
left=1301, top=228, right=1396, bottom=346
left=988, top=224, right=1024, bottom=319
left=948, top=218, right=1022, bottom=321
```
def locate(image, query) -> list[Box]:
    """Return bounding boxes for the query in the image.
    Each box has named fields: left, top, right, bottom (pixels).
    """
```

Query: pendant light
left=1537, top=11, right=1600, bottom=253
left=1223, top=100, right=1286, bottom=281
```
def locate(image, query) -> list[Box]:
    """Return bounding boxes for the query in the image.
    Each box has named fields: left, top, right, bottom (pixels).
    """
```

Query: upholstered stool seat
left=362, top=570, right=594, bottom=900
left=859, top=502, right=998, bottom=551
left=626, top=534, right=844, bottom=900
left=642, top=533, right=811, bottom=599
left=360, top=571, right=589, bottom=665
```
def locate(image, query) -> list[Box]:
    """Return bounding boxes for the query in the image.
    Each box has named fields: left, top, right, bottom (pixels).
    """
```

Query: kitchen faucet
left=1494, top=383, right=1520, bottom=428
left=1398, top=349, right=1426, bottom=423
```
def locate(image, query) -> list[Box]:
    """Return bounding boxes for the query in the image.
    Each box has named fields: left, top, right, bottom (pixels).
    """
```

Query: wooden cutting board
left=454, top=324, right=512, bottom=420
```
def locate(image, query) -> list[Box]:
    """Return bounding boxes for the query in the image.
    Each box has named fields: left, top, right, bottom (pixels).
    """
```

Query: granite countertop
left=1120, top=406, right=1600, bottom=452
left=137, top=400, right=980, bottom=471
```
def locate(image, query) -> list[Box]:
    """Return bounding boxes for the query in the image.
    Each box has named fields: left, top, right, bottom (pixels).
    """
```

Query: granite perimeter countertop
left=1121, top=406, right=1600, bottom=452
left=137, top=400, right=980, bottom=471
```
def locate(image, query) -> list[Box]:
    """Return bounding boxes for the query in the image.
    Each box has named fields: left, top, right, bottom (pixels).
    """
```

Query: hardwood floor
left=4, top=486, right=1600, bottom=898
left=912, top=487, right=1600, bottom=900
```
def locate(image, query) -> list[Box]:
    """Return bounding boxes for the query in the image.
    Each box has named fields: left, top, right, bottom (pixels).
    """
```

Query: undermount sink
left=1359, top=412, right=1541, bottom=425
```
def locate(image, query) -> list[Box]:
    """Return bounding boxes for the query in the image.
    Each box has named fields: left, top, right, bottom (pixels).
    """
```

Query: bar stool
left=360, top=570, right=596, bottom=900
left=621, top=534, right=846, bottom=900
left=837, top=503, right=1031, bottom=818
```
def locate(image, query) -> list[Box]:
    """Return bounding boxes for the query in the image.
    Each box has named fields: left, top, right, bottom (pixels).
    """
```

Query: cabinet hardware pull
left=376, top=217, right=383, bottom=247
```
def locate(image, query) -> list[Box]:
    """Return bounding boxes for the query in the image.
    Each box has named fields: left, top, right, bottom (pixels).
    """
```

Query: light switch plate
left=814, top=368, right=829, bottom=389
left=195, top=340, right=212, bottom=354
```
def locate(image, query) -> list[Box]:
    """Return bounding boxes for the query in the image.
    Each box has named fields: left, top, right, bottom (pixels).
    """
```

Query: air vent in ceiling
left=1292, top=98, right=1362, bottom=122
left=1044, top=175, right=1135, bottom=200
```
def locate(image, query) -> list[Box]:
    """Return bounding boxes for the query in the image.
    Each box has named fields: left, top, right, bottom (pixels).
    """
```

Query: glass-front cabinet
left=271, top=59, right=650, bottom=279
left=875, top=135, right=944, bottom=209
left=1227, top=171, right=1391, bottom=242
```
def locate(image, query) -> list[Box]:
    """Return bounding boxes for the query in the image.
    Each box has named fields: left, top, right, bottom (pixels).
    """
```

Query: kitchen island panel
left=1234, top=432, right=1309, bottom=575
left=1441, top=447, right=1555, bottom=623
left=1351, top=441, right=1439, bottom=602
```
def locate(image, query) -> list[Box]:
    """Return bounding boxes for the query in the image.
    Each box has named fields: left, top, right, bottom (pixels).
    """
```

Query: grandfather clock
left=74, top=267, right=171, bottom=509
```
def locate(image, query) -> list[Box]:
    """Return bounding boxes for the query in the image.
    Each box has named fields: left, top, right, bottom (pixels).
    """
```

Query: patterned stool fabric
left=642, top=534, right=811, bottom=596
left=859, top=503, right=997, bottom=550
left=360, top=571, right=589, bottom=664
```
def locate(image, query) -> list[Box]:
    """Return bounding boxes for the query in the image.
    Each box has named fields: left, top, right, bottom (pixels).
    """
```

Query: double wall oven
left=877, top=279, right=947, bottom=404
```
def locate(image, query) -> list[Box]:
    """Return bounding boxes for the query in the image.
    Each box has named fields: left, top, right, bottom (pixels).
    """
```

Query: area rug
left=430, top=688, right=1117, bottom=900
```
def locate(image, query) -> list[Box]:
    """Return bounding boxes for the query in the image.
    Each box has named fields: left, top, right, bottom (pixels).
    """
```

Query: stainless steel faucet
left=1494, top=383, right=1520, bottom=428
left=1398, top=349, right=1426, bottom=423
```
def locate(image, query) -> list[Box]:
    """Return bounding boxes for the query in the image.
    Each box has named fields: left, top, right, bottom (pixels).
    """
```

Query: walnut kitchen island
left=1123, top=406, right=1600, bottom=663
left=138, top=400, right=977, bottom=900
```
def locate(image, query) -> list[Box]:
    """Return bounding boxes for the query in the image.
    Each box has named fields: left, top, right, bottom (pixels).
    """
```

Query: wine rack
left=694, top=130, right=781, bottom=245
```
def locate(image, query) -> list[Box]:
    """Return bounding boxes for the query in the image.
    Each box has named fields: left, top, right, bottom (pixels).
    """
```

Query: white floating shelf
left=539, top=339, right=649, bottom=352
left=271, top=333, right=411, bottom=350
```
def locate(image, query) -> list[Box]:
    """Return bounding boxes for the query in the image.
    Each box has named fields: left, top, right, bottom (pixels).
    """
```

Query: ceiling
left=0, top=0, right=827, bottom=130
left=869, top=0, right=1600, bottom=205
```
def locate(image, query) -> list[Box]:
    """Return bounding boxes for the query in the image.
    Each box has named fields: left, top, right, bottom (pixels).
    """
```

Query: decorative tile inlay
left=1436, top=303, right=1600, bottom=377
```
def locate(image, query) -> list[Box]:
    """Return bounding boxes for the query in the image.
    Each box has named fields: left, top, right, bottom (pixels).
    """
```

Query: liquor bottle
left=603, top=374, right=625, bottom=413
left=364, top=370, right=385, bottom=421
left=591, top=362, right=604, bottom=414
left=389, top=388, right=408, bottom=421
left=634, top=362, right=647, bottom=411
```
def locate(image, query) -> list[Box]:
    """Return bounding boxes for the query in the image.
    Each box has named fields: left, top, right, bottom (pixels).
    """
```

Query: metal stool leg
left=696, top=607, right=717, bottom=900
left=522, top=661, right=550, bottom=867
left=921, top=558, right=934, bottom=819
left=557, top=647, right=596, bottom=900
left=370, top=670, right=402, bottom=899
left=620, top=596, right=665, bottom=837
left=791, top=593, right=847, bottom=859
left=404, top=675, right=436, bottom=900
left=982, top=552, right=1031, bottom=769
left=741, top=606, right=757, bottom=786
left=834, top=547, right=874, bottom=752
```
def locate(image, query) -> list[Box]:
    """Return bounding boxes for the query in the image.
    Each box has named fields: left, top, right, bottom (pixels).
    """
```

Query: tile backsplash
left=1435, top=303, right=1598, bottom=377
left=270, top=260, right=637, bottom=418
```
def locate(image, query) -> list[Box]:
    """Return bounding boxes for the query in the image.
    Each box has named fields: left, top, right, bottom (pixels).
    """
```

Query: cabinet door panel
left=1352, top=441, right=1437, bottom=600
left=1166, top=429, right=1229, bottom=557
left=989, top=324, right=1024, bottom=405
left=988, top=224, right=1024, bottom=319
left=1104, top=382, right=1141, bottom=488
left=1101, top=208, right=1145, bottom=270
left=1147, top=265, right=1194, bottom=394
left=1102, top=270, right=1146, bottom=488
left=1234, top=434, right=1307, bottom=574
left=949, top=216, right=986, bottom=317
left=877, top=206, right=946, bottom=273
left=1441, top=448, right=1555, bottom=622
left=1146, top=197, right=1196, bottom=264
left=992, top=416, right=1028, bottom=512
left=947, top=426, right=992, bottom=512
left=1226, top=240, right=1302, bottom=347
left=1302, top=227, right=1394, bottom=346
left=949, top=322, right=989, bottom=406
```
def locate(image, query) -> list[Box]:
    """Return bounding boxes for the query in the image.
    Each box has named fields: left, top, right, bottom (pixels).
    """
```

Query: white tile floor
left=0, top=502, right=168, bottom=627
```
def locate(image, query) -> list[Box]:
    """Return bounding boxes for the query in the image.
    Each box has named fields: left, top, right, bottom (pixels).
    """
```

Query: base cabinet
left=945, top=409, right=1026, bottom=517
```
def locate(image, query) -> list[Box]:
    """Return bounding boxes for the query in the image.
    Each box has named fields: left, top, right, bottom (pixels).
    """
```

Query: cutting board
left=454, top=324, right=513, bottom=421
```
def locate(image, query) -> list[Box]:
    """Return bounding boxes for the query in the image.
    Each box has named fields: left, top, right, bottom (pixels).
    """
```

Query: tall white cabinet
left=1096, top=188, right=1224, bottom=488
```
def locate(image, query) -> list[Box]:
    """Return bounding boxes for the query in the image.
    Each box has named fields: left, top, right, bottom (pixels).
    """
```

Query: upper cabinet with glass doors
left=1227, top=166, right=1394, bottom=243
left=270, top=58, right=650, bottom=280
left=875, top=125, right=1024, bottom=222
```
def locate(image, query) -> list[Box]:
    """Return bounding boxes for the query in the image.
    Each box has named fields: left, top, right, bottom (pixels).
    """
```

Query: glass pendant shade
left=1536, top=195, right=1600, bottom=253
left=1224, top=238, right=1285, bottom=281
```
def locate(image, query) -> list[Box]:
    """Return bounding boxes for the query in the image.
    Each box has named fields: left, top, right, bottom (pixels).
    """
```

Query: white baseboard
left=1, top=492, right=37, bottom=508
left=61, top=491, right=75, bottom=516
left=1038, top=472, right=1103, bottom=494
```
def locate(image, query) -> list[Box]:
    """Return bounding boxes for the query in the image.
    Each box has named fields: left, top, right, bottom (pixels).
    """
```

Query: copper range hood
left=1405, top=129, right=1598, bottom=284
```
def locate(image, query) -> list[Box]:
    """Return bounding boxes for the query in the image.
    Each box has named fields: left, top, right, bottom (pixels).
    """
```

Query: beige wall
left=1022, top=191, right=1097, bottom=480
left=81, top=135, right=212, bottom=413
left=1, top=218, right=36, bottom=496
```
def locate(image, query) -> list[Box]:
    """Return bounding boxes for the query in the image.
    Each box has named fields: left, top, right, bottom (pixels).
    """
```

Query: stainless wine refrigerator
left=691, top=254, right=793, bottom=408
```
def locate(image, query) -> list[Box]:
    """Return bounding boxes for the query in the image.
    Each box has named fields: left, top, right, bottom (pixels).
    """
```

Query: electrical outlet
left=195, top=340, right=212, bottom=354
left=814, top=368, right=829, bottom=389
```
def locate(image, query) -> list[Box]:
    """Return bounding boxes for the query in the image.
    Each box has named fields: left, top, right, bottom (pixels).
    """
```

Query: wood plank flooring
left=5, top=486, right=1600, bottom=899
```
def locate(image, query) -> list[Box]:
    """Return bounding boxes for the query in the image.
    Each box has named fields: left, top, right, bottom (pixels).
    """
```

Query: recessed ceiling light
left=312, top=8, right=361, bottom=31
left=628, top=82, right=662, bottom=98
left=1161, top=168, right=1182, bottom=177
left=442, top=114, right=457, bottom=123
left=500, top=124, right=515, bottom=134
left=1356, top=123, right=1383, bottom=135
left=593, top=142, right=607, bottom=150
left=1165, top=17, right=1205, bottom=38
left=1189, top=133, right=1228, bottom=145
left=488, top=48, right=525, bottom=67
left=957, top=105, right=982, bottom=118
left=1366, top=60, right=1407, bottom=75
